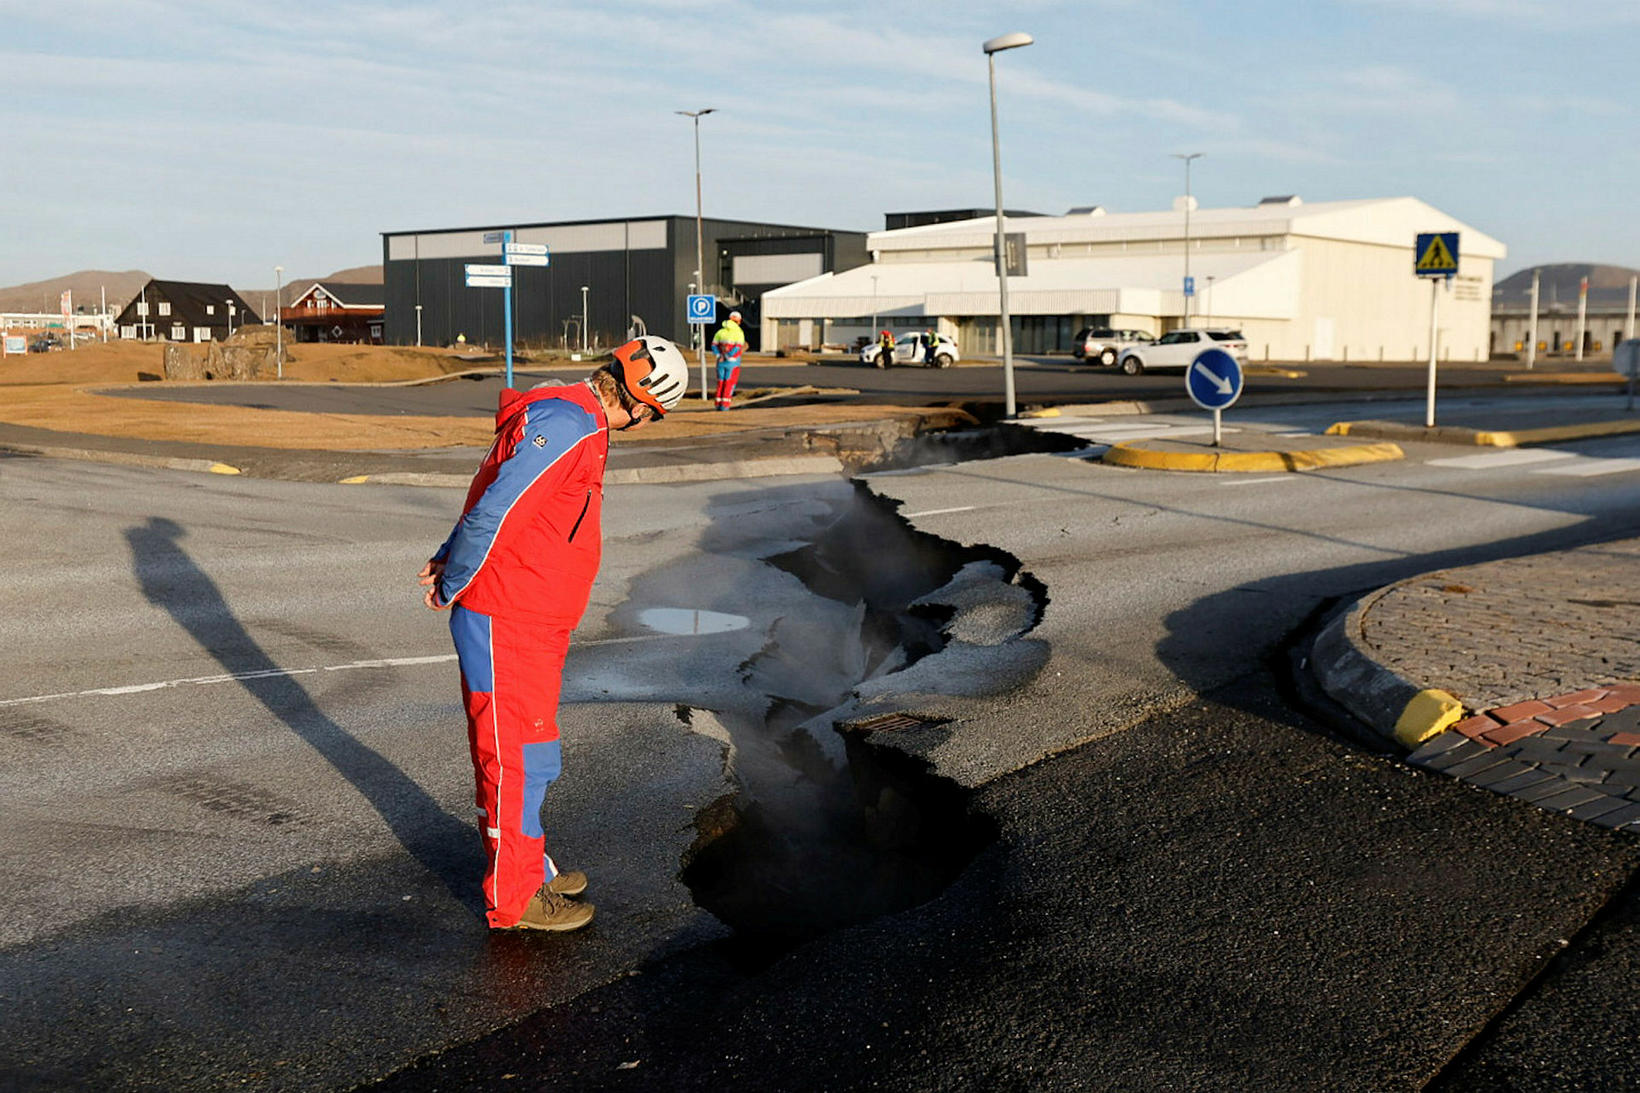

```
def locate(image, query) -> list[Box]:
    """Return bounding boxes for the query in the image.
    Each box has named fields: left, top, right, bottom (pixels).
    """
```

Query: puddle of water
left=637, top=607, right=751, bottom=636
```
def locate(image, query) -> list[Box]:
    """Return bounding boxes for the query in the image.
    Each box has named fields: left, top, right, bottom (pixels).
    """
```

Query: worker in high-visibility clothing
left=711, top=311, right=747, bottom=410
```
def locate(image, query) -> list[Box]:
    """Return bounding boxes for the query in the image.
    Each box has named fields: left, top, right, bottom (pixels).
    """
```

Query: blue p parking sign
left=686, top=294, right=715, bottom=324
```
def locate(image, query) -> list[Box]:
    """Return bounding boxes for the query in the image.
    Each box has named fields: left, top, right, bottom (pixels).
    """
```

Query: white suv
left=1116, top=329, right=1249, bottom=376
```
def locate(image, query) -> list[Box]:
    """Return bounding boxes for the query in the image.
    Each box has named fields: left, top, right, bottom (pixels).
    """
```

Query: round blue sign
left=1185, top=347, right=1243, bottom=411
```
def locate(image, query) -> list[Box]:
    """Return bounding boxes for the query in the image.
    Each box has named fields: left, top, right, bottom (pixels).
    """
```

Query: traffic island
left=1309, top=538, right=1640, bottom=832
left=1100, top=431, right=1404, bottom=473
left=1327, top=415, right=1640, bottom=447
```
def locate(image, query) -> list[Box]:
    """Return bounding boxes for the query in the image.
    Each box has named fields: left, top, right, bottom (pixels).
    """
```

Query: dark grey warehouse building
left=381, top=214, right=868, bottom=351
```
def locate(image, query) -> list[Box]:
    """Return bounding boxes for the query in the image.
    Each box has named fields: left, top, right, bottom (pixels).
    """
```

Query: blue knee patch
left=520, top=740, right=562, bottom=839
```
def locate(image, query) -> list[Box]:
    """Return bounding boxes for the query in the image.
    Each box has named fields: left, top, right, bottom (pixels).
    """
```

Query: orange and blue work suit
left=430, top=381, right=607, bottom=928
left=712, top=319, right=746, bottom=410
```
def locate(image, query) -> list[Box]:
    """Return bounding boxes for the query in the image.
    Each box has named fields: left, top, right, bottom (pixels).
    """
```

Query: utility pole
left=274, top=265, right=284, bottom=378
left=1576, top=274, right=1588, bottom=362
left=1525, top=268, right=1540, bottom=370
left=984, top=31, right=1033, bottom=418
left=1628, top=275, right=1637, bottom=342
left=676, top=108, right=716, bottom=401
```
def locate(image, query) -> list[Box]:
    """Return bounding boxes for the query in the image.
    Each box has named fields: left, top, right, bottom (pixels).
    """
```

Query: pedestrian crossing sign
left=1415, top=232, right=1459, bottom=277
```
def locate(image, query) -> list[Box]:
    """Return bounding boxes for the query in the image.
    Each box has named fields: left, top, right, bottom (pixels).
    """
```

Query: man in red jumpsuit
left=418, top=336, right=690, bottom=931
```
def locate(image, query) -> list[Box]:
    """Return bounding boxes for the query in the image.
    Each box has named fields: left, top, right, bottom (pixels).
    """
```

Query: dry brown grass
left=0, top=340, right=932, bottom=451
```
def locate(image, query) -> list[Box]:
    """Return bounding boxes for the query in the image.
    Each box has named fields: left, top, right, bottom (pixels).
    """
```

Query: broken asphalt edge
left=1100, top=440, right=1404, bottom=473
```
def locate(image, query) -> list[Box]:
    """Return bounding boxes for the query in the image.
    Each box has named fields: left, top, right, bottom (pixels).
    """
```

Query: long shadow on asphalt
left=122, top=515, right=479, bottom=909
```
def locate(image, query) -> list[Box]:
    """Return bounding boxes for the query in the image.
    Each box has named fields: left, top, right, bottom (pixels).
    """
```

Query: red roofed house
left=281, top=282, right=384, bottom=344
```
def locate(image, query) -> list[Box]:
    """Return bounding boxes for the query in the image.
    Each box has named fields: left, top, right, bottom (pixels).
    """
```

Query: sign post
left=1185, top=346, right=1243, bottom=446
left=687, top=292, right=715, bottom=401
left=1414, top=231, right=1459, bottom=427
left=501, top=239, right=550, bottom=388
left=61, top=291, right=74, bottom=350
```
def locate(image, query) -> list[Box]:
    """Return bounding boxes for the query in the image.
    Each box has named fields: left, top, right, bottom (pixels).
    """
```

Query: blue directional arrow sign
left=686, top=293, right=716, bottom=324
left=1185, top=347, right=1243, bottom=411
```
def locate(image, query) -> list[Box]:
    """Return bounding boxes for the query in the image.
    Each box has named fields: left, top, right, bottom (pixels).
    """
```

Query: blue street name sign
left=686, top=293, right=716, bottom=324
left=1185, top=347, right=1243, bottom=411
left=1183, top=275, right=1196, bottom=298
left=482, top=231, right=506, bottom=245
left=1414, top=232, right=1460, bottom=278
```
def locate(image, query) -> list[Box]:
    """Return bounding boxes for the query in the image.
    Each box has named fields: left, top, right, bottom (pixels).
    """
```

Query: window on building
left=136, top=302, right=149, bottom=316
left=206, top=305, right=215, bottom=315
left=170, top=324, right=186, bottom=340
left=158, top=302, right=171, bottom=317
left=194, top=327, right=210, bottom=342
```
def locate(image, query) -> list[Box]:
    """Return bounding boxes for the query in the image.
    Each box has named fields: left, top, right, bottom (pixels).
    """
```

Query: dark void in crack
left=679, top=482, right=1044, bottom=965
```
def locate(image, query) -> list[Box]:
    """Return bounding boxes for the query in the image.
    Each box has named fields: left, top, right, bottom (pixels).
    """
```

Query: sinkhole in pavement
left=676, top=483, right=1039, bottom=964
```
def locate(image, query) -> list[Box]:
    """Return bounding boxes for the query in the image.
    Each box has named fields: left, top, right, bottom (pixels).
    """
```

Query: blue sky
left=2, top=0, right=1633, bottom=288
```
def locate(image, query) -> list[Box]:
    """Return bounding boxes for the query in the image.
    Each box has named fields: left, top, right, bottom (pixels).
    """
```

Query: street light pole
left=274, top=265, right=284, bottom=378
left=677, top=108, right=716, bottom=402
left=580, top=285, right=589, bottom=353
left=1172, top=152, right=1202, bottom=329
left=984, top=31, right=1033, bottom=419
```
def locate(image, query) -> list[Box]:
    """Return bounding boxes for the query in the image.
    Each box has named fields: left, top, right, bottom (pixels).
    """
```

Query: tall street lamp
left=676, top=107, right=716, bottom=402
left=984, top=31, right=1032, bottom=418
left=273, top=265, right=284, bottom=378
left=1171, top=152, right=1202, bottom=328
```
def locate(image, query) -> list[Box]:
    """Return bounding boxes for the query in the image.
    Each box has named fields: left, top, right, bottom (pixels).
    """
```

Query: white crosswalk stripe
left=1428, top=448, right=1640, bottom=477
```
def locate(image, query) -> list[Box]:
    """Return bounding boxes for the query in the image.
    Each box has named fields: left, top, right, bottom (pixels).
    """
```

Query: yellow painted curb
left=339, top=475, right=371, bottom=484
left=1325, top=422, right=1352, bottom=436
left=1101, top=440, right=1403, bottom=473
left=1019, top=408, right=1062, bottom=418
left=1475, top=419, right=1640, bottom=447
left=1394, top=689, right=1465, bottom=749
left=208, top=463, right=241, bottom=475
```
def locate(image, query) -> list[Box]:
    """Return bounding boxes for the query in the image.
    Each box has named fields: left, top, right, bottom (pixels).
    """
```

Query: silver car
left=1073, top=327, right=1153, bottom=367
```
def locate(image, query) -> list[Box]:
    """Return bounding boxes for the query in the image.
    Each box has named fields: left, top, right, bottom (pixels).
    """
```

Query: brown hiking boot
left=546, top=869, right=588, bottom=897
left=503, top=885, right=595, bottom=932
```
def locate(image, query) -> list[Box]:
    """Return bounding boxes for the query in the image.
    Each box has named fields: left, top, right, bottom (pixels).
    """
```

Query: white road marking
left=903, top=505, right=977, bottom=518
left=0, top=635, right=684, bottom=710
left=1534, top=456, right=1640, bottom=477
left=1429, top=450, right=1576, bottom=469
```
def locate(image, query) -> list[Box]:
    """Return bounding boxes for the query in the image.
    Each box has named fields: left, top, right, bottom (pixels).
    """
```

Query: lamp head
left=983, top=32, right=1033, bottom=54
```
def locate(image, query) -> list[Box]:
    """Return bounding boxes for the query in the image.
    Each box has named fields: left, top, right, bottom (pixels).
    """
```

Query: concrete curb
left=1310, top=583, right=1462, bottom=748
left=1327, top=418, right=1640, bottom=447
left=0, top=440, right=241, bottom=477
left=1100, top=440, right=1404, bottom=473
left=339, top=454, right=846, bottom=489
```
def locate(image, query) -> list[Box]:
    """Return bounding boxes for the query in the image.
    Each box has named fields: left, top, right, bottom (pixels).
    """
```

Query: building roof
left=115, top=279, right=263, bottom=325
left=869, top=196, right=1507, bottom=259
left=293, top=282, right=384, bottom=308
left=764, top=250, right=1300, bottom=320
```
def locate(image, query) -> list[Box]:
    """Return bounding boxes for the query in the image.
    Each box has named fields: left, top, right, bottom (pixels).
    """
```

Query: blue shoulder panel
left=438, top=398, right=598, bottom=605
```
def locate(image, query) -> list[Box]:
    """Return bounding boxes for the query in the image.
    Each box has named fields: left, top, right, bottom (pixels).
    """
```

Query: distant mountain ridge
left=0, top=270, right=151, bottom=314
left=0, top=265, right=382, bottom=318
left=1495, top=263, right=1640, bottom=309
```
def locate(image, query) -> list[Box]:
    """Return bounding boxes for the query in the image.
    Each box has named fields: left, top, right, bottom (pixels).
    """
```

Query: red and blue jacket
left=432, top=382, right=608, bottom=624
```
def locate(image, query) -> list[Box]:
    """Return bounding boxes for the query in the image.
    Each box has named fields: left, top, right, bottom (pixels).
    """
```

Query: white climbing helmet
left=611, top=335, right=690, bottom=414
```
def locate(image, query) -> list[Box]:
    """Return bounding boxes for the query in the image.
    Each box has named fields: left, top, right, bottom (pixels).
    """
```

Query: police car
left=860, top=332, right=960, bottom=368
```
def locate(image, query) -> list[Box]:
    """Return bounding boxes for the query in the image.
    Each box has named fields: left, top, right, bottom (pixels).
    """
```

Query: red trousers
left=450, top=605, right=570, bottom=927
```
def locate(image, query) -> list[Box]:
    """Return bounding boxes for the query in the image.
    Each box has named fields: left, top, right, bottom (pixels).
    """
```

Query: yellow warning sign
left=1414, top=232, right=1459, bottom=275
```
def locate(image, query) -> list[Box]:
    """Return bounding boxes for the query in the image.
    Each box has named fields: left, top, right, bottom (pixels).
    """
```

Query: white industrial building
left=762, top=196, right=1505, bottom=362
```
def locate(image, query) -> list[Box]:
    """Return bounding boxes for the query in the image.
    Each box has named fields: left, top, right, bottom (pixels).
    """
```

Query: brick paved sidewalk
left=1313, top=538, right=1640, bottom=831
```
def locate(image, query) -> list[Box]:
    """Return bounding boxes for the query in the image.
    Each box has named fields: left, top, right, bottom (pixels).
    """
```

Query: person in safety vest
left=418, top=336, right=690, bottom=931
left=876, top=328, right=896, bottom=368
left=712, top=310, right=747, bottom=410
